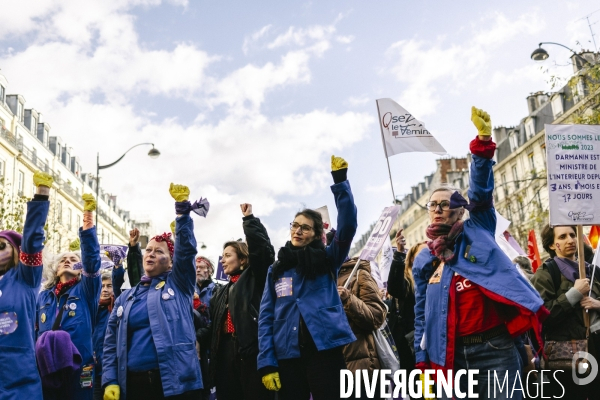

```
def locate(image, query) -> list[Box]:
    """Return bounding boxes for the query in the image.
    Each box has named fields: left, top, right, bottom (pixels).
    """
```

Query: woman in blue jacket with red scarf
left=102, top=184, right=204, bottom=400
left=258, top=155, right=358, bottom=400
left=0, top=172, right=52, bottom=400
left=36, top=193, right=102, bottom=400
left=412, top=107, right=547, bottom=400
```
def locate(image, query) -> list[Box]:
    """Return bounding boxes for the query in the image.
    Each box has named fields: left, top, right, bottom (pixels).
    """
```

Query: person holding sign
left=0, top=172, right=52, bottom=399
left=412, top=108, right=547, bottom=400
left=258, top=155, right=358, bottom=400
left=207, top=203, right=276, bottom=400
left=36, top=193, right=102, bottom=400
left=532, top=224, right=600, bottom=398
left=102, top=184, right=204, bottom=400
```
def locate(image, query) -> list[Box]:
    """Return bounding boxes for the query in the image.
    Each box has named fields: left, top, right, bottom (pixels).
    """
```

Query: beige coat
left=337, top=258, right=387, bottom=374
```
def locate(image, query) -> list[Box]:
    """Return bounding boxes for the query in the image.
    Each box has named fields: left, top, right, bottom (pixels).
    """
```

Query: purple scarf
left=554, top=256, right=591, bottom=283
left=140, top=271, right=169, bottom=285
left=426, top=221, right=465, bottom=262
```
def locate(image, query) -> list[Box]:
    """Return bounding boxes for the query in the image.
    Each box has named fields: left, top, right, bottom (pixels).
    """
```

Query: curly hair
left=294, top=209, right=324, bottom=243
left=42, top=250, right=82, bottom=290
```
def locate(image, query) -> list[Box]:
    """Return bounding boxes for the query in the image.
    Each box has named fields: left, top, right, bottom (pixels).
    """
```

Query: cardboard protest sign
left=359, top=206, right=401, bottom=261
left=546, top=124, right=600, bottom=225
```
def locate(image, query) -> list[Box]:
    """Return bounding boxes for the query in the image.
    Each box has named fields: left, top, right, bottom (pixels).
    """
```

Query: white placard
left=546, top=124, right=600, bottom=225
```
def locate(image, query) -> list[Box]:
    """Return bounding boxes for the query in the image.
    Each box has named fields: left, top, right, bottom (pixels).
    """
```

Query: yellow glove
left=104, top=384, right=120, bottom=400
left=170, top=220, right=176, bottom=235
left=69, top=238, right=81, bottom=251
left=419, top=373, right=436, bottom=399
left=82, top=193, right=97, bottom=211
left=471, top=106, right=491, bottom=137
left=262, top=372, right=281, bottom=391
left=33, top=171, right=54, bottom=188
left=169, top=183, right=190, bottom=202
left=331, top=155, right=348, bottom=171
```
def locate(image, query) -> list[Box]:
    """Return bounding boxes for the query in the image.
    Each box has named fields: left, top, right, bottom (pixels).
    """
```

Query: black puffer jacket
left=208, top=215, right=274, bottom=384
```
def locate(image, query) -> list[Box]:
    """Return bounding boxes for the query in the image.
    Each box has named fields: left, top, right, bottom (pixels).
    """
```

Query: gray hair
left=513, top=256, right=533, bottom=275
left=430, top=184, right=461, bottom=199
left=42, top=250, right=82, bottom=290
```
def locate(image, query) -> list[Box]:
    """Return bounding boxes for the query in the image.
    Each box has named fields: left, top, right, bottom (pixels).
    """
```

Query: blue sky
left=0, top=0, right=598, bottom=259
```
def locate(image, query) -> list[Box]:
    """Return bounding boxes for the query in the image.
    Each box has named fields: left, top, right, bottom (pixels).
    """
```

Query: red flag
left=527, top=230, right=542, bottom=273
left=589, top=225, right=600, bottom=250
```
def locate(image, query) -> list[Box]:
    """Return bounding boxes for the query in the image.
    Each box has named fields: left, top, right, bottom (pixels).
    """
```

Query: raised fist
left=331, top=155, right=348, bottom=171
left=82, top=193, right=97, bottom=211
left=240, top=203, right=253, bottom=217
left=169, top=183, right=190, bottom=202
left=129, top=228, right=140, bottom=247
left=471, top=106, right=492, bottom=137
left=33, top=171, right=54, bottom=188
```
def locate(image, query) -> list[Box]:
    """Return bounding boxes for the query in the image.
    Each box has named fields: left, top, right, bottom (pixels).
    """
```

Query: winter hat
left=35, top=330, right=82, bottom=389
left=0, top=230, right=22, bottom=254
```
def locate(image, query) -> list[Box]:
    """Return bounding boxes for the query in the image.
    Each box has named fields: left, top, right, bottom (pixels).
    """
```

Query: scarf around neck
left=554, top=256, right=591, bottom=283
left=426, top=220, right=465, bottom=262
left=54, top=277, right=79, bottom=297
left=272, top=240, right=330, bottom=281
left=99, top=295, right=115, bottom=313
left=140, top=271, right=169, bottom=285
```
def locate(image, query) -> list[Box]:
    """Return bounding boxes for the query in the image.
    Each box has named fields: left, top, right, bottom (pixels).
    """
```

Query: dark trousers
left=127, top=370, right=201, bottom=400
left=215, top=334, right=274, bottom=400
left=93, top=375, right=103, bottom=400
left=278, top=345, right=347, bottom=400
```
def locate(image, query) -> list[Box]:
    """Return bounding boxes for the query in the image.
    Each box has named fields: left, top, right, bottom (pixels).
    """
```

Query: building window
left=511, top=165, right=519, bottom=189
left=56, top=200, right=63, bottom=223
left=76, top=215, right=81, bottom=230
left=525, top=119, right=535, bottom=139
left=17, top=171, right=24, bottom=196
left=551, top=95, right=563, bottom=119
left=528, top=152, right=535, bottom=171
left=501, top=173, right=508, bottom=198
left=541, top=143, right=547, bottom=165
left=509, top=132, right=518, bottom=151
left=0, top=85, right=4, bottom=103
left=0, top=159, right=4, bottom=178
left=67, top=208, right=72, bottom=231
left=56, top=233, right=62, bottom=253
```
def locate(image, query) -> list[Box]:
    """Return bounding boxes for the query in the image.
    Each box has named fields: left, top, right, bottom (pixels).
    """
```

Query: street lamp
left=95, top=143, right=160, bottom=228
left=531, top=42, right=592, bottom=66
left=200, top=242, right=207, bottom=250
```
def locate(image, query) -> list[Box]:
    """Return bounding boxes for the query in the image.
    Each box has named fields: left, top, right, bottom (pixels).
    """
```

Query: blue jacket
left=36, top=226, right=102, bottom=398
left=257, top=180, right=358, bottom=370
left=195, top=280, right=216, bottom=308
left=102, top=214, right=202, bottom=399
left=93, top=266, right=125, bottom=380
left=0, top=200, right=49, bottom=400
left=412, top=154, right=544, bottom=366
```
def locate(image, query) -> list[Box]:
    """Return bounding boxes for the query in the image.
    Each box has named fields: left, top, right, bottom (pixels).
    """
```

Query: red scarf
left=99, top=295, right=115, bottom=313
left=54, top=277, right=79, bottom=297
left=225, top=274, right=241, bottom=334
left=426, top=221, right=464, bottom=262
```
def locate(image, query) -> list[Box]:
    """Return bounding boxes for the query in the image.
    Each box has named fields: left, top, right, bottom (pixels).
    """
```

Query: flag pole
left=376, top=100, right=397, bottom=204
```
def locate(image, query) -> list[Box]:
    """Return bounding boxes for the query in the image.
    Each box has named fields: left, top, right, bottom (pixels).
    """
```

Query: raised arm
left=241, top=203, right=275, bottom=283
left=16, top=172, right=52, bottom=287
left=169, top=183, right=198, bottom=296
left=79, top=193, right=102, bottom=324
left=126, top=228, right=143, bottom=287
left=466, top=107, right=497, bottom=234
left=387, top=229, right=408, bottom=299
left=326, top=155, right=358, bottom=271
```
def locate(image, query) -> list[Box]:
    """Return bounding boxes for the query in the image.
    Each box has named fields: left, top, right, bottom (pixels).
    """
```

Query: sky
left=0, top=0, right=598, bottom=262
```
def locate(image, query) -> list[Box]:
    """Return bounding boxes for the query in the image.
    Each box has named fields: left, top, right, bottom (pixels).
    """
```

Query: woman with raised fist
left=258, top=155, right=358, bottom=400
left=0, top=172, right=52, bottom=399
left=36, top=193, right=102, bottom=400
left=102, top=184, right=205, bottom=400
left=208, top=202, right=275, bottom=400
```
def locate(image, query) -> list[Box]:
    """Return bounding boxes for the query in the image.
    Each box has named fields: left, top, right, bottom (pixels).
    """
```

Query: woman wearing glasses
left=258, top=156, right=358, bottom=400
left=207, top=203, right=276, bottom=400
left=412, top=108, right=546, bottom=400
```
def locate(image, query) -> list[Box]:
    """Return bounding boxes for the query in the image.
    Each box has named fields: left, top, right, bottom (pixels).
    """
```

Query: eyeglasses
left=290, top=222, right=314, bottom=233
left=426, top=200, right=451, bottom=211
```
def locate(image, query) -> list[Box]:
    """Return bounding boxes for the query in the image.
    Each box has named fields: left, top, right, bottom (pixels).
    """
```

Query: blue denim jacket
left=102, top=214, right=202, bottom=399
left=258, top=181, right=358, bottom=370
left=413, top=154, right=544, bottom=366
left=0, top=200, right=49, bottom=398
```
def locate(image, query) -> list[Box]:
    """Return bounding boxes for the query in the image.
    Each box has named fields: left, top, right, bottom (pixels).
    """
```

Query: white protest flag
left=369, top=261, right=385, bottom=289
left=378, top=235, right=394, bottom=286
left=376, top=98, right=447, bottom=157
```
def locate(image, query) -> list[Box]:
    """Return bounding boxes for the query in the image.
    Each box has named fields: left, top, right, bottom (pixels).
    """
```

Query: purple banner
left=215, top=256, right=228, bottom=281
left=359, top=206, right=401, bottom=261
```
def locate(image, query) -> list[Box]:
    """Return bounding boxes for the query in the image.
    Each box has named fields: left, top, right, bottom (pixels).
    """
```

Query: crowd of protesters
left=0, top=107, right=599, bottom=400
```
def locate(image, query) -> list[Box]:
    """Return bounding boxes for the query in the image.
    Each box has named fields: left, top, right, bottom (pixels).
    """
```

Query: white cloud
left=345, top=95, right=370, bottom=107
left=385, top=12, right=546, bottom=117
left=0, top=1, right=370, bottom=255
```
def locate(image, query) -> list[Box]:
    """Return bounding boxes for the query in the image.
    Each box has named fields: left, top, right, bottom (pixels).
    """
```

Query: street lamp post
left=531, top=42, right=594, bottom=65
left=95, top=143, right=160, bottom=228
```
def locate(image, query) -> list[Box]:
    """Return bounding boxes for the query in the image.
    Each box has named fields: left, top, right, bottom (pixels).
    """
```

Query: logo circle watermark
left=572, top=351, right=598, bottom=385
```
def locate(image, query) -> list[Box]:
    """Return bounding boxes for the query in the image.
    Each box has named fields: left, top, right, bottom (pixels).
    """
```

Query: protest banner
left=376, top=98, right=446, bottom=202
left=215, top=256, right=228, bottom=282
left=344, top=206, right=401, bottom=289
left=546, top=124, right=600, bottom=326
left=315, top=205, right=333, bottom=233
